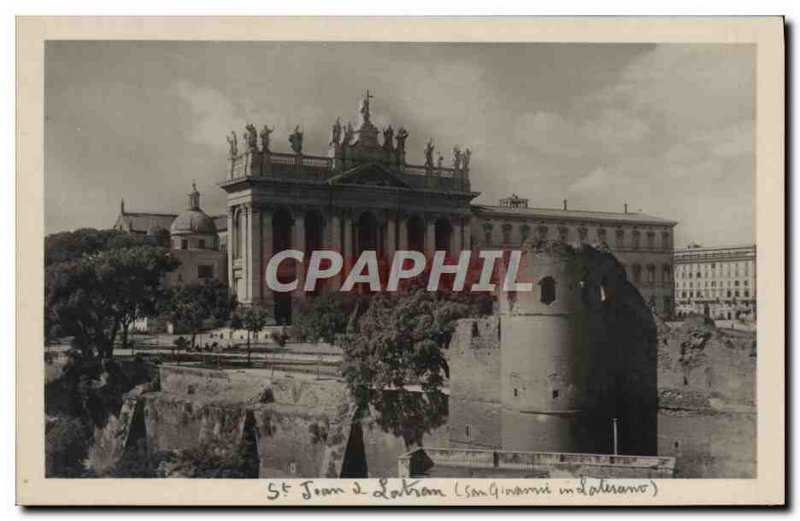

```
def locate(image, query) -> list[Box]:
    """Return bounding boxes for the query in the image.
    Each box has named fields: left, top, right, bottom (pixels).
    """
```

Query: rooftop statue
left=260, top=125, right=274, bottom=152
left=382, top=125, right=395, bottom=151
left=463, top=148, right=472, bottom=171
left=289, top=125, right=304, bottom=155
left=244, top=123, right=258, bottom=152
left=330, top=118, right=342, bottom=147
left=396, top=127, right=409, bottom=152
left=452, top=146, right=463, bottom=170
left=437, top=153, right=444, bottom=169
left=424, top=139, right=435, bottom=168
left=342, top=122, right=355, bottom=147
left=226, top=131, right=238, bottom=157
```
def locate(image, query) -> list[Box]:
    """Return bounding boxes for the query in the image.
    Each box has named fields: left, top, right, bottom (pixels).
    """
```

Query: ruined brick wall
left=657, top=315, right=756, bottom=477
left=447, top=317, right=502, bottom=450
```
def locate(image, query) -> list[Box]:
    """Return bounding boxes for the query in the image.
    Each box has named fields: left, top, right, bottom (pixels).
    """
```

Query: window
left=558, top=226, right=569, bottom=242
left=597, top=228, right=607, bottom=242
left=537, top=225, right=548, bottom=241
left=662, top=265, right=672, bottom=283
left=502, top=223, right=513, bottom=243
left=661, top=231, right=670, bottom=250
left=744, top=290, right=750, bottom=297
left=482, top=222, right=493, bottom=244
left=180, top=239, right=188, bottom=250
left=540, top=276, right=556, bottom=305
left=646, top=265, right=656, bottom=283
left=646, top=231, right=655, bottom=249
left=632, top=230, right=641, bottom=249
left=197, top=264, right=214, bottom=279
left=615, top=229, right=625, bottom=247
left=552, top=390, right=559, bottom=399
left=578, top=226, right=588, bottom=242
left=465, top=425, right=470, bottom=438
left=197, top=239, right=205, bottom=249
left=520, top=223, right=531, bottom=242
left=632, top=264, right=642, bottom=283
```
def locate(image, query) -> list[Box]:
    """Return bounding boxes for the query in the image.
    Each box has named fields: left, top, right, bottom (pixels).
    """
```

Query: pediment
left=326, top=163, right=411, bottom=189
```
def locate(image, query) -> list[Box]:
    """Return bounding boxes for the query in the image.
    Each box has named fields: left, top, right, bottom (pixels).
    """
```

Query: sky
left=44, top=42, right=755, bottom=247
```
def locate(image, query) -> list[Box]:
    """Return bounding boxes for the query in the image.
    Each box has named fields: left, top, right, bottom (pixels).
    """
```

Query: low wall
left=400, top=447, right=675, bottom=479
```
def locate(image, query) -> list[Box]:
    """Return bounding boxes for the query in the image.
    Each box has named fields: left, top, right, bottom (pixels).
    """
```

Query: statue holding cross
left=359, top=89, right=374, bottom=126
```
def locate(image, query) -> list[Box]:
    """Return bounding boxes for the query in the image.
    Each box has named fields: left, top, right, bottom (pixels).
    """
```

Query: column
left=328, top=214, right=342, bottom=290
left=293, top=212, right=306, bottom=302
left=462, top=217, right=471, bottom=251
left=398, top=218, right=409, bottom=251
left=385, top=218, right=397, bottom=262
left=248, top=205, right=263, bottom=304
left=425, top=219, right=436, bottom=257
left=261, top=208, right=273, bottom=303
left=244, top=206, right=253, bottom=303
left=452, top=219, right=463, bottom=254
left=343, top=214, right=354, bottom=275
left=227, top=206, right=235, bottom=294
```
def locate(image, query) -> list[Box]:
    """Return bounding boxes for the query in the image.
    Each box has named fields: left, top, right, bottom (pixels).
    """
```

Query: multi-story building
left=473, top=194, right=677, bottom=316
left=673, top=244, right=756, bottom=320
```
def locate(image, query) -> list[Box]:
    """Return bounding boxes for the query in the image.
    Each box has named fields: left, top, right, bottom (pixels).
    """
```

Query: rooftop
left=474, top=204, right=677, bottom=226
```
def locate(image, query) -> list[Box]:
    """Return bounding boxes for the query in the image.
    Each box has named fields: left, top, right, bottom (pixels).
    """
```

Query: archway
left=435, top=217, right=453, bottom=254
left=357, top=211, right=380, bottom=257
left=304, top=210, right=325, bottom=293
left=272, top=207, right=294, bottom=325
left=305, top=210, right=325, bottom=252
left=407, top=216, right=425, bottom=252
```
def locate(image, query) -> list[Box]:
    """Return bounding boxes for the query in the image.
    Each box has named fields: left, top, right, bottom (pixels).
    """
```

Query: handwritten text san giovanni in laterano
left=265, top=478, right=659, bottom=503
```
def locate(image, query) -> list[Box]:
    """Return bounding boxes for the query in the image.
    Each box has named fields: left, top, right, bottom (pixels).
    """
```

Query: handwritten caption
left=265, top=477, right=658, bottom=502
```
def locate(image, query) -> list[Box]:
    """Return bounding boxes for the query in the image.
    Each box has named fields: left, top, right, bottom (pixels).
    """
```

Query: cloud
left=172, top=80, right=244, bottom=151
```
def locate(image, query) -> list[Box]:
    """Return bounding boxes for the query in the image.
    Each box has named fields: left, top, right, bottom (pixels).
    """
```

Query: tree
left=164, top=279, right=235, bottom=350
left=46, top=245, right=179, bottom=358
left=45, top=228, right=161, bottom=266
left=340, top=289, right=482, bottom=449
left=291, top=292, right=368, bottom=344
left=231, top=303, right=271, bottom=366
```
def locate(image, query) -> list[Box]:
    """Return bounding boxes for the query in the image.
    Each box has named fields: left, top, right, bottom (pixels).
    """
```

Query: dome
left=170, top=208, right=217, bottom=234
left=170, top=182, right=217, bottom=235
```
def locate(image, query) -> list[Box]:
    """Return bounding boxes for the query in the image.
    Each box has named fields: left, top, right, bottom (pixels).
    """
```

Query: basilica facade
left=220, top=93, right=677, bottom=322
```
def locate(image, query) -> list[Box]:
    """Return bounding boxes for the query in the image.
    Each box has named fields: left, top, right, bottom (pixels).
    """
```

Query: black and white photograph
left=15, top=16, right=785, bottom=506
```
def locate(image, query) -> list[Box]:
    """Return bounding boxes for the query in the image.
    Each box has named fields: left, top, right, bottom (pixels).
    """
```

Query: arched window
left=632, top=264, right=642, bottom=283
left=646, top=265, right=656, bottom=283
left=540, top=276, right=556, bottom=305
left=632, top=230, right=641, bottom=249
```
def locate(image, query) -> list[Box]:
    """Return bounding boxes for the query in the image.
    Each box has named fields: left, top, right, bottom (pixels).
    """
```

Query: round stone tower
left=497, top=241, right=603, bottom=453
